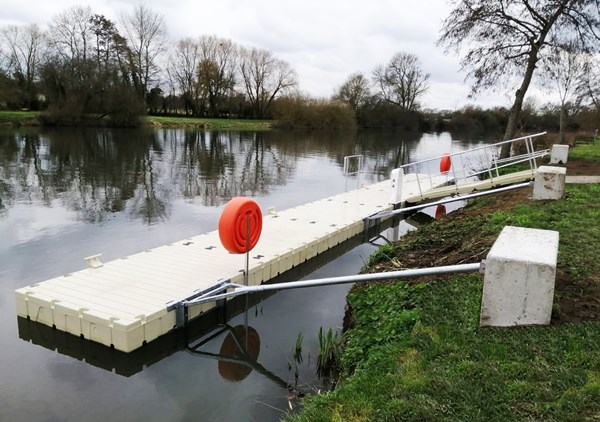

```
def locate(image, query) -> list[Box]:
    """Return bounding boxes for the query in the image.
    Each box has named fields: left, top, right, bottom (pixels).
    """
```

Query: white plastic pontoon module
left=14, top=173, right=455, bottom=353
left=14, top=179, right=398, bottom=352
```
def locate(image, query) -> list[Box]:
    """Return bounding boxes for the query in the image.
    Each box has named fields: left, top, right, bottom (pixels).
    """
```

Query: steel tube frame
left=366, top=181, right=532, bottom=221
left=181, top=262, right=482, bottom=307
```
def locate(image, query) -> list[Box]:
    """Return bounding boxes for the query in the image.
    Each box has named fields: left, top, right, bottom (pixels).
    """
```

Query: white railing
left=393, top=132, right=548, bottom=202
left=343, top=154, right=364, bottom=176
left=343, top=154, right=364, bottom=191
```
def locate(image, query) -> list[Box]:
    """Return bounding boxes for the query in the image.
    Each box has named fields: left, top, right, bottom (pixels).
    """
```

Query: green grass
left=146, top=115, right=273, bottom=130
left=0, top=110, right=41, bottom=125
left=290, top=278, right=600, bottom=421
left=570, top=140, right=600, bottom=161
left=286, top=183, right=600, bottom=421
left=0, top=111, right=273, bottom=130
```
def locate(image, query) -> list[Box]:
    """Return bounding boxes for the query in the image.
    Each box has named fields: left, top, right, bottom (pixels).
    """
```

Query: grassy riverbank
left=287, top=143, right=600, bottom=421
left=0, top=110, right=273, bottom=130
left=0, top=110, right=42, bottom=126
left=145, top=115, right=273, bottom=130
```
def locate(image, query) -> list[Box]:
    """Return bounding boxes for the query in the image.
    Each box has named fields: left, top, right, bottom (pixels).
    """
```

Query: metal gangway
left=392, top=132, right=548, bottom=204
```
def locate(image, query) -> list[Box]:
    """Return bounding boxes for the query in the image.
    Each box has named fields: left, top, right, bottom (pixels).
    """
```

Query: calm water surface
left=0, top=127, right=491, bottom=421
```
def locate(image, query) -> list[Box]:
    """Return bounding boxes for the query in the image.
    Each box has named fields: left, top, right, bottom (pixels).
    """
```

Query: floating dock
left=14, top=133, right=550, bottom=354
left=15, top=174, right=448, bottom=352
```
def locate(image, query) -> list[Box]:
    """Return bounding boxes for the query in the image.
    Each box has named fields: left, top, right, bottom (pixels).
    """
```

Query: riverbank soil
left=286, top=146, right=600, bottom=421
left=365, top=155, right=600, bottom=325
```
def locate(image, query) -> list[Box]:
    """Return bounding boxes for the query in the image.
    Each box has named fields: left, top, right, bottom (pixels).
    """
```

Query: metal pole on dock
left=244, top=216, right=251, bottom=350
left=182, top=262, right=483, bottom=307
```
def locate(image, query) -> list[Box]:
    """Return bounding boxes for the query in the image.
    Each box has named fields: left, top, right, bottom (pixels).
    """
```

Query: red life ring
left=440, top=153, right=451, bottom=174
left=435, top=204, right=446, bottom=220
left=218, top=197, right=263, bottom=254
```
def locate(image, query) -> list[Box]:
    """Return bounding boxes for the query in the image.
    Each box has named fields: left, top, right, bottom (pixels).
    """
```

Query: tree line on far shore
left=0, top=4, right=429, bottom=129
left=0, top=2, right=599, bottom=136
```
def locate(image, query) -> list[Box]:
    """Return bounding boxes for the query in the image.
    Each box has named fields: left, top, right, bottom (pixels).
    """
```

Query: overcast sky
left=1, top=0, right=518, bottom=110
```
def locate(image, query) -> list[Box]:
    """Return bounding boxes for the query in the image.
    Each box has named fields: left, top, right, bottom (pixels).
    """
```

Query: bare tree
left=541, top=42, right=588, bottom=143
left=168, top=38, right=202, bottom=115
left=43, top=6, right=142, bottom=123
left=334, top=72, right=371, bottom=111
left=439, top=0, right=600, bottom=156
left=168, top=36, right=238, bottom=117
left=578, top=54, right=600, bottom=115
left=0, top=24, right=46, bottom=109
left=372, top=52, right=430, bottom=111
left=121, top=4, right=166, bottom=103
left=46, top=5, right=95, bottom=111
left=48, top=5, right=94, bottom=62
left=239, top=47, right=296, bottom=119
left=198, top=36, right=237, bottom=117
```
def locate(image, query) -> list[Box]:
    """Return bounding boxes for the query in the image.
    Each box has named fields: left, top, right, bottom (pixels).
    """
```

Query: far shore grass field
left=145, top=115, right=272, bottom=130
left=286, top=141, right=600, bottom=421
left=0, top=110, right=273, bottom=130
left=0, top=110, right=42, bottom=126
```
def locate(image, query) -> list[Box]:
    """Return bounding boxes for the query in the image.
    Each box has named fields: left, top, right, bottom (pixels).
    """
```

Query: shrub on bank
left=273, top=96, right=357, bottom=130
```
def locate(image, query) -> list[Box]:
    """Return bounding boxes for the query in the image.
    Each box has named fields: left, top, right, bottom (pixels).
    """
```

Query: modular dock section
left=15, top=174, right=448, bottom=352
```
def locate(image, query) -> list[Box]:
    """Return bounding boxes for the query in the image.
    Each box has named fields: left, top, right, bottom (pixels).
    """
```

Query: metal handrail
left=343, top=154, right=365, bottom=191
left=394, top=132, right=547, bottom=202
left=343, top=154, right=364, bottom=176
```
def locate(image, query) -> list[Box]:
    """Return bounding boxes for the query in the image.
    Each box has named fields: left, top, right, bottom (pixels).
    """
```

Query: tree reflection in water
left=0, top=127, right=469, bottom=226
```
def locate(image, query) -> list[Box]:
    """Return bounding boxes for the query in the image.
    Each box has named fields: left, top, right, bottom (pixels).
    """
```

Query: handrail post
left=450, top=154, right=459, bottom=195
left=389, top=168, right=404, bottom=205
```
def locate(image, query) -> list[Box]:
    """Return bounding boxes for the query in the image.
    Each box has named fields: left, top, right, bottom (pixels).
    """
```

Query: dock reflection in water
left=19, top=314, right=295, bottom=388
left=14, top=229, right=382, bottom=375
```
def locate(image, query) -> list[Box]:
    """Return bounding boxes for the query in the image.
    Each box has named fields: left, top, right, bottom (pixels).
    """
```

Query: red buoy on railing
left=435, top=204, right=447, bottom=220
left=440, top=153, right=452, bottom=174
left=218, top=197, right=262, bottom=254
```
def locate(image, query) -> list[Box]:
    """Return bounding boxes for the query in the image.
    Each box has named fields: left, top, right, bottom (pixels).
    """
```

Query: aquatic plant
left=317, top=327, right=344, bottom=378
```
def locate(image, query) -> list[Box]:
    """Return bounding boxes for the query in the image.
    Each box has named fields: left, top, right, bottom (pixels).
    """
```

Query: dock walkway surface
left=15, top=174, right=449, bottom=352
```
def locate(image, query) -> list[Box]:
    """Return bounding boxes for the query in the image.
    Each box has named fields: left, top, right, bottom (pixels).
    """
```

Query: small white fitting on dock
left=550, top=144, right=569, bottom=164
left=480, top=226, right=559, bottom=327
left=533, top=165, right=566, bottom=200
left=84, top=254, right=103, bottom=269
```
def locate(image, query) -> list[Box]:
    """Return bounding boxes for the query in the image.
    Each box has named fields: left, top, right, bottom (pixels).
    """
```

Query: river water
left=0, top=127, right=490, bottom=421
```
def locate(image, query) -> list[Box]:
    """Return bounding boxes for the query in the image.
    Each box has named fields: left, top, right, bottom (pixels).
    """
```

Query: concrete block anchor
left=533, top=165, right=566, bottom=200
left=550, top=144, right=569, bottom=164
left=480, top=226, right=559, bottom=327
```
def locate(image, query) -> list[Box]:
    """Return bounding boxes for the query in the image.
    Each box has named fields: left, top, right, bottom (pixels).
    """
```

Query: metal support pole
left=183, top=262, right=482, bottom=306
left=176, top=304, right=186, bottom=328
left=369, top=181, right=532, bottom=221
left=245, top=216, right=250, bottom=287
left=244, top=215, right=250, bottom=346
